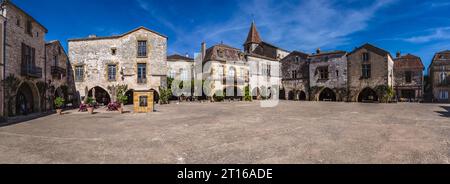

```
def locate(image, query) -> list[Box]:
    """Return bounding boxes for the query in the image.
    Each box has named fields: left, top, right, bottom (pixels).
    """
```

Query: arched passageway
left=88, top=86, right=111, bottom=105
left=358, top=88, right=379, bottom=103
left=299, top=91, right=307, bottom=101
left=319, top=88, right=336, bottom=101
left=15, top=82, right=39, bottom=115
left=124, top=90, right=134, bottom=105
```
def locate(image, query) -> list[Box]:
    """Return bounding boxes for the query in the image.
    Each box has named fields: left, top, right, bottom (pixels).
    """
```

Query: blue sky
left=12, top=0, right=450, bottom=71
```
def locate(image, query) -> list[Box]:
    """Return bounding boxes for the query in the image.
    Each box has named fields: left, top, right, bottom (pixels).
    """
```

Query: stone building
left=68, top=26, right=168, bottom=105
left=167, top=54, right=194, bottom=81
left=393, top=53, right=424, bottom=102
left=0, top=11, right=5, bottom=120
left=280, top=51, right=310, bottom=100
left=243, top=22, right=289, bottom=99
left=0, top=0, right=48, bottom=117
left=200, top=42, right=249, bottom=100
left=308, top=49, right=348, bottom=101
left=347, top=43, right=395, bottom=102
left=45, top=40, right=77, bottom=108
left=429, top=50, right=450, bottom=103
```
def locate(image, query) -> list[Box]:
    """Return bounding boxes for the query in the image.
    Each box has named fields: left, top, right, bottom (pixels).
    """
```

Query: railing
left=51, top=66, right=67, bottom=77
left=21, top=64, right=42, bottom=78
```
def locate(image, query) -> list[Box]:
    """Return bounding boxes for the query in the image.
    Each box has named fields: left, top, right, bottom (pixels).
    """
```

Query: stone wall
left=394, top=68, right=423, bottom=100
left=309, top=55, right=348, bottom=101
left=281, top=53, right=309, bottom=100
left=430, top=63, right=450, bottom=102
left=0, top=14, right=5, bottom=119
left=68, top=27, right=168, bottom=101
left=347, top=48, right=393, bottom=102
left=2, top=3, right=48, bottom=116
left=248, top=56, right=281, bottom=97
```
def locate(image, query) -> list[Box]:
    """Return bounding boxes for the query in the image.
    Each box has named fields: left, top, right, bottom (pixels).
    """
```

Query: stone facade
left=0, top=12, right=5, bottom=120
left=429, top=50, right=450, bottom=103
left=394, top=53, right=424, bottom=102
left=1, top=1, right=49, bottom=117
left=308, top=50, right=348, bottom=101
left=200, top=43, right=249, bottom=99
left=68, top=27, right=168, bottom=104
left=45, top=41, right=77, bottom=108
left=347, top=43, right=395, bottom=102
left=281, top=51, right=309, bottom=100
left=167, top=54, right=194, bottom=81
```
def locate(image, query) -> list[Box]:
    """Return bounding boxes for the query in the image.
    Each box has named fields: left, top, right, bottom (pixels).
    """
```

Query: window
left=111, top=48, right=117, bottom=55
left=137, top=41, right=147, bottom=57
left=180, top=69, right=189, bottom=81
left=139, top=96, right=148, bottom=107
left=440, top=72, right=447, bottom=85
left=336, top=70, right=339, bottom=77
left=440, top=91, right=449, bottom=100
left=54, top=55, right=58, bottom=67
left=26, top=20, right=32, bottom=35
left=108, top=65, right=117, bottom=81
left=295, top=56, right=299, bottom=62
left=137, top=63, right=147, bottom=83
left=21, top=43, right=35, bottom=69
left=217, top=66, right=224, bottom=80
left=36, top=32, right=39, bottom=37
left=169, top=70, right=176, bottom=78
left=16, top=18, right=21, bottom=26
left=362, top=64, right=371, bottom=79
left=318, top=67, right=329, bottom=80
left=362, top=52, right=370, bottom=62
left=75, top=66, right=84, bottom=81
left=292, top=70, right=299, bottom=79
left=267, top=64, right=271, bottom=77
left=228, top=67, right=236, bottom=78
left=405, top=71, right=412, bottom=83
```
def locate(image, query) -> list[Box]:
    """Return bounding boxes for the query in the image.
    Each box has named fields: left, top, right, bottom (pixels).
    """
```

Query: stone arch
left=252, top=87, right=260, bottom=100
left=319, top=88, right=337, bottom=101
left=88, top=86, right=111, bottom=105
left=279, top=88, right=286, bottom=100
left=124, top=89, right=135, bottom=105
left=288, top=91, right=295, bottom=100
left=15, top=81, right=40, bottom=115
left=358, top=87, right=379, bottom=103
left=150, top=88, right=159, bottom=104
left=299, top=91, right=307, bottom=101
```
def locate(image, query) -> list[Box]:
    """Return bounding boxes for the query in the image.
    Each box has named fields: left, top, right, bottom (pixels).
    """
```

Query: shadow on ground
left=436, top=106, right=450, bottom=118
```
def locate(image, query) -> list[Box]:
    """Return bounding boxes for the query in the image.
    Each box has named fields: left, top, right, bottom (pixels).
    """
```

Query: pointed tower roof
left=244, top=21, right=262, bottom=45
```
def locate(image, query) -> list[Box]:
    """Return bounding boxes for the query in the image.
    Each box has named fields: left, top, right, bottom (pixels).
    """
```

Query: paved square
left=0, top=102, right=449, bottom=164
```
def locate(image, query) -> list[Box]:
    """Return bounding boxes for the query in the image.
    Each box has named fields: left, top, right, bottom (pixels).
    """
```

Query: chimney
left=316, top=48, right=321, bottom=54
left=396, top=51, right=401, bottom=58
left=88, top=35, right=97, bottom=38
left=201, top=42, right=206, bottom=61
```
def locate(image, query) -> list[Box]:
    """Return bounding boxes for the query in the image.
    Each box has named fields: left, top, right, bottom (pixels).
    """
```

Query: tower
left=244, top=21, right=262, bottom=54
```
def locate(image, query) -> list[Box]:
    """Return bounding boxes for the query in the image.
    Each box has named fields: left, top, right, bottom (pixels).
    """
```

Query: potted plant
left=86, top=97, right=96, bottom=114
left=54, top=97, right=65, bottom=115
left=117, top=94, right=128, bottom=114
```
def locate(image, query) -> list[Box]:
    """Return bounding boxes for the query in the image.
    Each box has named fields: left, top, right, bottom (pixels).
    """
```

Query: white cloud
left=404, top=27, right=450, bottom=43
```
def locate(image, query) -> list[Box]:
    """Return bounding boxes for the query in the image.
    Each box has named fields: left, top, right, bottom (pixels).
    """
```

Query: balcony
left=222, top=77, right=248, bottom=85
left=51, top=66, right=67, bottom=78
left=21, top=65, right=42, bottom=78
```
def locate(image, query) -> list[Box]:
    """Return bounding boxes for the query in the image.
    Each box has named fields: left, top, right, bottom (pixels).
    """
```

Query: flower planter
left=56, top=109, right=63, bottom=115
left=87, top=107, right=94, bottom=114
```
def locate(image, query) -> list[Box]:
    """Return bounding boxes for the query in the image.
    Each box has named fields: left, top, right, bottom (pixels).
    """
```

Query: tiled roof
left=244, top=22, right=262, bottom=45
left=394, top=54, right=424, bottom=70
left=280, top=51, right=309, bottom=62
left=167, top=54, right=194, bottom=61
left=349, top=43, right=392, bottom=58
left=203, top=43, right=244, bottom=63
left=308, top=50, right=347, bottom=62
left=68, top=26, right=167, bottom=42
